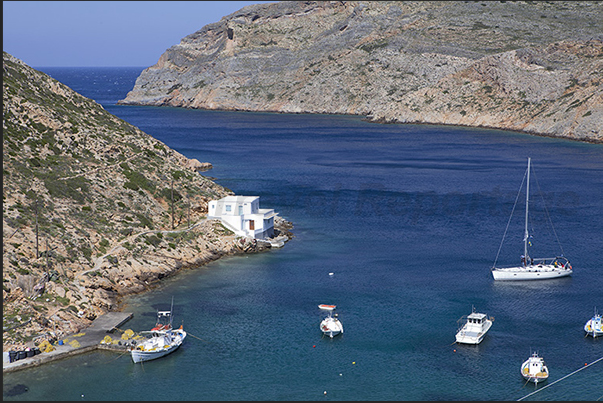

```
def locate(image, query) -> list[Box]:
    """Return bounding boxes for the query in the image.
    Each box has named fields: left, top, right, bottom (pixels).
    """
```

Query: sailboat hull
left=492, top=265, right=572, bottom=281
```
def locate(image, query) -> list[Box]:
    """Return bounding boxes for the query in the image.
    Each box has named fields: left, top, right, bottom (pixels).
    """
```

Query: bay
left=3, top=67, right=602, bottom=401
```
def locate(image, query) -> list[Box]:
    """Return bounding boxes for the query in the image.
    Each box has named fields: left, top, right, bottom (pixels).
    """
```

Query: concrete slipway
left=3, top=312, right=133, bottom=373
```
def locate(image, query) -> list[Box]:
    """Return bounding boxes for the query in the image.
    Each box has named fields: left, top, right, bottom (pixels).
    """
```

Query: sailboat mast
left=524, top=157, right=531, bottom=265
left=169, top=296, right=174, bottom=327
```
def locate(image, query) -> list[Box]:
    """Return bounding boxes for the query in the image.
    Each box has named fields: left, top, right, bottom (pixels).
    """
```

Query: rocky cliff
left=3, top=52, right=292, bottom=351
left=119, top=1, right=602, bottom=143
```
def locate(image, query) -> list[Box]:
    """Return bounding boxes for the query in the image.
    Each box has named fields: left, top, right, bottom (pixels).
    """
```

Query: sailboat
left=491, top=158, right=573, bottom=281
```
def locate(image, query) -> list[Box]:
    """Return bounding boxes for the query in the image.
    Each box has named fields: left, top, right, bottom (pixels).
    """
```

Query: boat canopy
left=467, top=312, right=487, bottom=323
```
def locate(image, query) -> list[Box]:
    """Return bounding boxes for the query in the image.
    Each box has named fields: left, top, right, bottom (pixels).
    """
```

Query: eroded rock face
left=119, top=1, right=602, bottom=143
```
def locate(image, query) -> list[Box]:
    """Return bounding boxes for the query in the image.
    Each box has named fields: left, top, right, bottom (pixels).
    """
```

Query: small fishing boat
left=521, top=352, right=549, bottom=384
left=131, top=326, right=187, bottom=363
left=319, top=304, right=343, bottom=338
left=455, top=306, right=493, bottom=344
left=151, top=310, right=173, bottom=332
left=584, top=308, right=603, bottom=338
left=151, top=298, right=174, bottom=332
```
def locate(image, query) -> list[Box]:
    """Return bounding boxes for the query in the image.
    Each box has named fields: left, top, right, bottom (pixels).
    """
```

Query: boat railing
left=531, top=256, right=568, bottom=264
left=456, top=315, right=468, bottom=331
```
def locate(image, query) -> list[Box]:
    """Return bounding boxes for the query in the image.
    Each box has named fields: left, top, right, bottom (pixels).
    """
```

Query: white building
left=207, top=196, right=276, bottom=239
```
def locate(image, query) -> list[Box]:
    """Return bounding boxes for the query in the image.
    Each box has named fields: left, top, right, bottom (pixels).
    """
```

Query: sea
left=3, top=67, right=602, bottom=401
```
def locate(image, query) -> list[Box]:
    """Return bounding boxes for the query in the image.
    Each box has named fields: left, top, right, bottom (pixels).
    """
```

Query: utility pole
left=171, top=179, right=175, bottom=229
left=34, top=198, right=39, bottom=258
left=45, top=236, right=50, bottom=278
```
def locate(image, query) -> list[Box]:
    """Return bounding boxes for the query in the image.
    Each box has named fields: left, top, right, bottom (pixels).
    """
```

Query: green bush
left=123, top=170, right=155, bottom=192
left=55, top=296, right=70, bottom=306
left=145, top=235, right=162, bottom=247
left=136, top=213, right=154, bottom=229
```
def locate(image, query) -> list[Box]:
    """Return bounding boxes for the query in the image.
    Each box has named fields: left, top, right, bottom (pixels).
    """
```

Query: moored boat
left=521, top=352, right=549, bottom=384
left=151, top=310, right=173, bottom=333
left=131, top=326, right=187, bottom=363
left=584, top=308, right=603, bottom=338
left=319, top=304, right=343, bottom=338
left=491, top=158, right=573, bottom=281
left=455, top=306, right=493, bottom=344
left=151, top=297, right=174, bottom=332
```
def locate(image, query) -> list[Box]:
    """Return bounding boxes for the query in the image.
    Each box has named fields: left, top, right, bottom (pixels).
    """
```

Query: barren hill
left=119, top=1, right=602, bottom=142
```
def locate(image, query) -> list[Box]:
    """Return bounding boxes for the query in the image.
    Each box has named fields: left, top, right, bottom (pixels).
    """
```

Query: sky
left=3, top=1, right=275, bottom=67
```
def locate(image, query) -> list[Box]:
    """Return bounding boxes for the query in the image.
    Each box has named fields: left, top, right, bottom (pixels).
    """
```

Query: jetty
left=3, top=312, right=133, bottom=373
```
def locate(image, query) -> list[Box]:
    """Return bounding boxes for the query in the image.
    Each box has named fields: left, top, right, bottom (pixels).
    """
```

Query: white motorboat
left=491, top=158, right=573, bottom=281
left=584, top=308, right=603, bottom=338
left=521, top=352, right=549, bottom=384
left=131, top=326, right=187, bottom=363
left=455, top=306, right=493, bottom=344
left=319, top=304, right=343, bottom=338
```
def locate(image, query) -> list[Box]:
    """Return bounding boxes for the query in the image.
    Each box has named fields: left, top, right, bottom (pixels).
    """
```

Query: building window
left=238, top=205, right=243, bottom=215
left=249, top=220, right=255, bottom=230
left=225, top=205, right=231, bottom=212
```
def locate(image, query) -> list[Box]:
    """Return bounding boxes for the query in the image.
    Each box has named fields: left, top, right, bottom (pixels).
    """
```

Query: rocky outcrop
left=119, top=1, right=602, bottom=143
left=3, top=52, right=293, bottom=352
left=184, top=158, right=213, bottom=172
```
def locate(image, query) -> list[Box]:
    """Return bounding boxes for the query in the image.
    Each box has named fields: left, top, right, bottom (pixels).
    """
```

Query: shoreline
left=114, top=102, right=603, bottom=145
left=3, top=216, right=294, bottom=355
left=3, top=312, right=133, bottom=373
left=4, top=222, right=292, bottom=373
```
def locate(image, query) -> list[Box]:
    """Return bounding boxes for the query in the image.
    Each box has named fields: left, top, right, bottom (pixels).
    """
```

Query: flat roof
left=216, top=195, right=259, bottom=203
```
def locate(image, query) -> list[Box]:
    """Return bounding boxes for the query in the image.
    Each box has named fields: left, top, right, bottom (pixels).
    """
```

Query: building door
left=249, top=220, right=255, bottom=230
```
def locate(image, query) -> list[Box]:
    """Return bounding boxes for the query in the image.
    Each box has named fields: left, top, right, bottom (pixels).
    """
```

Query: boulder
left=185, top=158, right=213, bottom=172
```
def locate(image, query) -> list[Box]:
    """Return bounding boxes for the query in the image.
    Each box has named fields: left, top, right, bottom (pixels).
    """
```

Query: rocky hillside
left=3, top=52, right=292, bottom=351
left=119, top=1, right=602, bottom=143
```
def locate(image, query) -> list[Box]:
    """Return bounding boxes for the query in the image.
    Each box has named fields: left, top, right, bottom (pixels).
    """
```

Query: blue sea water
left=3, top=67, right=602, bottom=401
